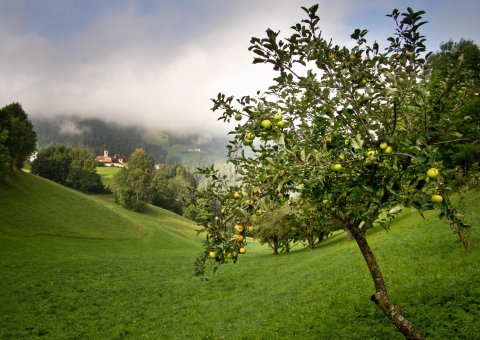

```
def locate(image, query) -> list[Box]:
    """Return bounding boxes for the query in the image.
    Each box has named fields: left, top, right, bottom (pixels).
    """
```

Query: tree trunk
left=272, top=241, right=279, bottom=255
left=348, top=225, right=424, bottom=340
left=307, top=234, right=315, bottom=249
left=345, top=228, right=353, bottom=240
left=317, top=231, right=325, bottom=244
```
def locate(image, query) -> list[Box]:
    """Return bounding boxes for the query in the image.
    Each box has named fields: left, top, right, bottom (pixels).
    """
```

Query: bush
left=31, top=145, right=104, bottom=193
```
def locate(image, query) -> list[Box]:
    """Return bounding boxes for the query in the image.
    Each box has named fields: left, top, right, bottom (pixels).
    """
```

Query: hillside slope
left=0, top=171, right=198, bottom=244
left=0, top=172, right=478, bottom=339
left=32, top=116, right=228, bottom=168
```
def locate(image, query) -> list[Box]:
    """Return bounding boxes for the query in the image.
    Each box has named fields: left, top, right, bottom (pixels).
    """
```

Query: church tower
left=103, top=145, right=109, bottom=159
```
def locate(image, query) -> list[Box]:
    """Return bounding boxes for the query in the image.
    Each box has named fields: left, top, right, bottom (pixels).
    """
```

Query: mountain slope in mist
left=32, top=116, right=228, bottom=168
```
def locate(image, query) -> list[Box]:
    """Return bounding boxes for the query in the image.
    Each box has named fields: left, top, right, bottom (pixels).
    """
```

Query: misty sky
left=0, top=0, right=478, bottom=136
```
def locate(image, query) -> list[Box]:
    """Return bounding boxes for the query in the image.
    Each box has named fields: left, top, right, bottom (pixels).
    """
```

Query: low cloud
left=58, top=119, right=90, bottom=135
left=0, top=1, right=356, bottom=136
left=1, top=1, right=476, bottom=136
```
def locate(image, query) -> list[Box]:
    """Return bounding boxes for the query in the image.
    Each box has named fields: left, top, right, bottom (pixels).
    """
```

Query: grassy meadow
left=95, top=166, right=121, bottom=188
left=0, top=171, right=479, bottom=339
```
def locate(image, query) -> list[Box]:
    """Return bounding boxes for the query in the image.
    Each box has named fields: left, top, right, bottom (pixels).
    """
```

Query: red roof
left=95, top=156, right=112, bottom=163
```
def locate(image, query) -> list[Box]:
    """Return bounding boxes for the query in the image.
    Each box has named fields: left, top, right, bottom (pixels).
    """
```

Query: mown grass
left=0, top=171, right=145, bottom=239
left=95, top=166, right=121, bottom=188
left=0, top=172, right=478, bottom=339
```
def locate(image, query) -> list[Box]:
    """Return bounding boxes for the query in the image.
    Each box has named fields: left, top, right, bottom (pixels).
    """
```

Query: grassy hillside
left=0, top=172, right=146, bottom=239
left=0, top=172, right=478, bottom=339
left=96, top=166, right=121, bottom=188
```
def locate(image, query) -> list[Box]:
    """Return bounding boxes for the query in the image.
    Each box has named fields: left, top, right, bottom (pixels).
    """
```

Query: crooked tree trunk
left=348, top=225, right=424, bottom=340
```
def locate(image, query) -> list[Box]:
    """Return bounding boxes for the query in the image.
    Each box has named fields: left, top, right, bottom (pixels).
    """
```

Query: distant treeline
left=32, top=116, right=229, bottom=168
left=32, top=117, right=168, bottom=163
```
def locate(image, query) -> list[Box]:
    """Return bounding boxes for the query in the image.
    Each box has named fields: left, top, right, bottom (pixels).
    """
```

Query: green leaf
left=356, top=134, right=364, bottom=149
left=388, top=205, right=403, bottom=215
left=350, top=138, right=361, bottom=150
left=278, top=134, right=286, bottom=148
left=277, top=179, right=285, bottom=193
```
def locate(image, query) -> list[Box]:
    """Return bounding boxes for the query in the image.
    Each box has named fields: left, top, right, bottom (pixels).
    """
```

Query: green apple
left=244, top=138, right=253, bottom=146
left=234, top=113, right=242, bottom=121
left=331, top=163, right=342, bottom=171
left=247, top=225, right=254, bottom=233
left=226, top=252, right=233, bottom=259
left=239, top=247, right=246, bottom=254
left=255, top=209, right=264, bottom=216
left=349, top=54, right=356, bottom=62
left=384, top=146, right=393, bottom=154
left=261, top=119, right=272, bottom=129
left=366, top=149, right=377, bottom=157
left=431, top=194, right=443, bottom=203
left=380, top=142, right=388, bottom=150
left=233, top=191, right=242, bottom=199
left=276, top=120, right=286, bottom=128
left=339, top=153, right=345, bottom=161
left=243, top=199, right=254, bottom=206
left=274, top=113, right=283, bottom=121
left=209, top=251, right=216, bottom=259
left=427, top=168, right=439, bottom=179
left=246, top=132, right=256, bottom=140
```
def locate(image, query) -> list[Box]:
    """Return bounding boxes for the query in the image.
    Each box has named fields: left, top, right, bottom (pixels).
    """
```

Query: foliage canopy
left=31, top=145, right=104, bottom=193
left=0, top=103, right=36, bottom=173
left=192, top=5, right=475, bottom=339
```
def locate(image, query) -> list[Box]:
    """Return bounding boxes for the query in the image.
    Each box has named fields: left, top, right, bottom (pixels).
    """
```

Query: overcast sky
left=0, top=0, right=478, bottom=136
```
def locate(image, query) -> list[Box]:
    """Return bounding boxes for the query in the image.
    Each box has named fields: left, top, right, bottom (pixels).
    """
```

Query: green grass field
left=0, top=172, right=479, bottom=339
left=96, top=166, right=121, bottom=188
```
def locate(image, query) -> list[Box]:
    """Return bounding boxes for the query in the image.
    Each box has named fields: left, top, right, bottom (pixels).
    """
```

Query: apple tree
left=193, top=6, right=471, bottom=339
left=290, top=197, right=339, bottom=249
left=253, top=201, right=296, bottom=254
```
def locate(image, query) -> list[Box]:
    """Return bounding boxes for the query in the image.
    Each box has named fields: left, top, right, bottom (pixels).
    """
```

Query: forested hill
left=32, top=116, right=228, bottom=168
